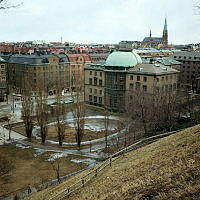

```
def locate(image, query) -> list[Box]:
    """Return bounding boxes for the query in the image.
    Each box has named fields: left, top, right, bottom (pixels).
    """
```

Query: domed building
left=84, top=51, right=143, bottom=111
left=84, top=50, right=179, bottom=111
left=105, top=51, right=142, bottom=67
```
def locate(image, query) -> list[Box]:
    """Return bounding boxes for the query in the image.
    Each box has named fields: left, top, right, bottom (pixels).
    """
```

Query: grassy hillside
left=27, top=125, right=200, bottom=200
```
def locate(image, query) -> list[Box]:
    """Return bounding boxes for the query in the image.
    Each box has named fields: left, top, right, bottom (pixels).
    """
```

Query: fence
left=48, top=130, right=179, bottom=200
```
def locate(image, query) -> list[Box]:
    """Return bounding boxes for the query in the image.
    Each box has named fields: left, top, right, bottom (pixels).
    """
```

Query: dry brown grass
left=0, top=144, right=85, bottom=197
left=13, top=124, right=114, bottom=143
left=26, top=125, right=200, bottom=200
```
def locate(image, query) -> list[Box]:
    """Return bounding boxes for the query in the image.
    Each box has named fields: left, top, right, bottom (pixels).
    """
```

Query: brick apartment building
left=0, top=57, right=7, bottom=101
left=171, top=51, right=200, bottom=90
left=3, top=53, right=91, bottom=96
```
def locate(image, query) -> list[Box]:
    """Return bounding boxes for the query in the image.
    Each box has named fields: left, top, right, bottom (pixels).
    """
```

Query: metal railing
left=48, top=130, right=179, bottom=200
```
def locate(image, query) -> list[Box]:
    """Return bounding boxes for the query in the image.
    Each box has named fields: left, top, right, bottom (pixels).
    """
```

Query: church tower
left=162, top=17, right=168, bottom=47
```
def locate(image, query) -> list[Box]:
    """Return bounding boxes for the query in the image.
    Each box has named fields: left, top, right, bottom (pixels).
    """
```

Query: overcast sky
left=0, top=0, right=200, bottom=44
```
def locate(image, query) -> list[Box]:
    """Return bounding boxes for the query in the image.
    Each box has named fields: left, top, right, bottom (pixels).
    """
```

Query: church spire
left=150, top=29, right=152, bottom=38
left=163, top=17, right=168, bottom=33
left=162, top=17, right=168, bottom=47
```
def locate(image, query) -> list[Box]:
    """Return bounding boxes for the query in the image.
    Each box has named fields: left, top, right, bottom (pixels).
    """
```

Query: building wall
left=171, top=52, right=200, bottom=89
left=126, top=73, right=178, bottom=94
left=0, top=61, right=7, bottom=101
left=7, top=55, right=70, bottom=95
left=84, top=69, right=105, bottom=106
left=68, top=54, right=91, bottom=90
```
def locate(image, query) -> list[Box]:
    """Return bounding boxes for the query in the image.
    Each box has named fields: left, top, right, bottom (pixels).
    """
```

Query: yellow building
left=84, top=51, right=179, bottom=111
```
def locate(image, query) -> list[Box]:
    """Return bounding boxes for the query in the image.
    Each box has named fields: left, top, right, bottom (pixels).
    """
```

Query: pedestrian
left=28, top=184, right=31, bottom=194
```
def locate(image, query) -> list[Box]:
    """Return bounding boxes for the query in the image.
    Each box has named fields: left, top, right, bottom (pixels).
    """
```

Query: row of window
left=89, top=78, right=103, bottom=86
left=130, top=75, right=147, bottom=82
left=89, top=95, right=103, bottom=104
left=90, top=71, right=102, bottom=77
left=181, top=61, right=200, bottom=64
left=129, top=83, right=177, bottom=92
left=89, top=88, right=102, bottom=95
left=174, top=56, right=200, bottom=60
left=130, top=75, right=176, bottom=83
left=33, top=65, right=68, bottom=71
left=182, top=71, right=200, bottom=74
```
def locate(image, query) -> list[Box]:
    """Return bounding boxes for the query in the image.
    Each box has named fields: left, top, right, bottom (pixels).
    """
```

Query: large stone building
left=67, top=54, right=91, bottom=90
left=84, top=51, right=179, bottom=111
left=0, top=57, right=7, bottom=101
left=141, top=18, right=168, bottom=48
left=7, top=53, right=70, bottom=95
left=171, top=51, right=200, bottom=90
left=2, top=52, right=91, bottom=96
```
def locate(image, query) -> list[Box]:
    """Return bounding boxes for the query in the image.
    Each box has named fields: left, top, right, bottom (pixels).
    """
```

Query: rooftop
left=105, top=51, right=142, bottom=67
left=128, top=63, right=179, bottom=75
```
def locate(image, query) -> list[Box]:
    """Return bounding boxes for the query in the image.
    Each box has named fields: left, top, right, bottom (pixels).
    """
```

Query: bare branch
left=0, top=0, right=22, bottom=10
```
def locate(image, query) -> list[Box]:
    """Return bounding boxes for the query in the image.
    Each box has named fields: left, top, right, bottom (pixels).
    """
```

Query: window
left=143, top=77, right=147, bottom=82
left=89, top=88, right=92, bottom=93
left=89, top=78, right=92, bottom=85
left=130, top=75, right=133, bottom=80
left=169, top=85, right=172, bottom=92
left=156, top=78, right=159, bottom=82
left=89, top=95, right=92, bottom=101
left=137, top=76, right=140, bottom=81
left=143, top=85, right=147, bottom=91
left=120, top=85, right=124, bottom=90
left=1, top=65, right=4, bottom=69
left=100, top=72, right=102, bottom=76
left=166, top=76, right=168, bottom=82
left=162, top=77, right=164, bottom=82
left=99, top=90, right=102, bottom=95
left=99, top=79, right=102, bottom=86
left=94, top=96, right=97, bottom=103
left=136, top=82, right=141, bottom=90
left=94, top=77, right=97, bottom=85
left=99, top=97, right=102, bottom=104
left=173, top=83, right=176, bottom=90
left=94, top=71, right=97, bottom=76
left=129, top=83, right=133, bottom=88
left=94, top=89, right=97, bottom=94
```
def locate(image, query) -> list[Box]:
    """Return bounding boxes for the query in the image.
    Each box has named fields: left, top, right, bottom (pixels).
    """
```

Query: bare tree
left=0, top=0, right=22, bottom=9
left=35, top=88, right=48, bottom=144
left=103, top=109, right=109, bottom=151
left=128, top=88, right=153, bottom=135
left=50, top=158, right=62, bottom=184
left=71, top=84, right=85, bottom=147
left=54, top=89, right=67, bottom=146
left=21, top=78, right=34, bottom=139
left=6, top=113, right=15, bottom=141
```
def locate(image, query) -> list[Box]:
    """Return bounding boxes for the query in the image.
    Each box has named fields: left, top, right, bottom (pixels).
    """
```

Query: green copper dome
left=105, top=51, right=142, bottom=67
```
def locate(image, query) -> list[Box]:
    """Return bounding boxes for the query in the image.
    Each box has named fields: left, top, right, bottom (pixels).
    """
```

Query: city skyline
left=0, top=0, right=199, bottom=44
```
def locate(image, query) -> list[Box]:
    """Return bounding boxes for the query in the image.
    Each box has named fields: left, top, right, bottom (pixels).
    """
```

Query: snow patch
left=47, top=152, right=68, bottom=161
left=71, top=158, right=97, bottom=168
left=16, top=143, right=30, bottom=149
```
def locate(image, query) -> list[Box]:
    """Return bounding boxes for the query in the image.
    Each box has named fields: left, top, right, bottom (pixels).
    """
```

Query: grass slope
left=27, top=125, right=200, bottom=200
